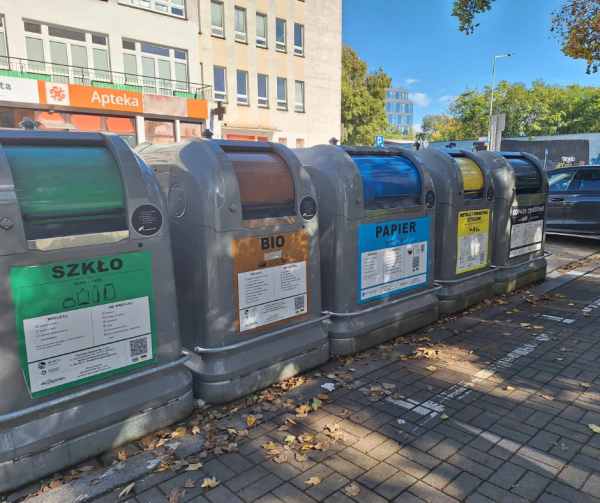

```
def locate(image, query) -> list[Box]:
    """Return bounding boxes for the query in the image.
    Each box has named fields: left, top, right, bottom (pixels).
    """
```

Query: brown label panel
left=232, top=231, right=310, bottom=334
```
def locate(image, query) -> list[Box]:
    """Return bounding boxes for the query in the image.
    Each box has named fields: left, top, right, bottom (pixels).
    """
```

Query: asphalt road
left=546, top=233, right=600, bottom=273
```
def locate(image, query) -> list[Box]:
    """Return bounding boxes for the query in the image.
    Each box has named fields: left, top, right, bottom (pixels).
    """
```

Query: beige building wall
left=200, top=0, right=342, bottom=146
left=0, top=0, right=341, bottom=147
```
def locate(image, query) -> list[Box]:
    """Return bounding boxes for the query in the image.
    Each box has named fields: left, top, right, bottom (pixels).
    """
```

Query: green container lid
left=5, top=145, right=125, bottom=221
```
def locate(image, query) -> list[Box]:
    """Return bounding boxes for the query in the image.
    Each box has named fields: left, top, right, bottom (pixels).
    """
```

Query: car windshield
left=548, top=171, right=575, bottom=191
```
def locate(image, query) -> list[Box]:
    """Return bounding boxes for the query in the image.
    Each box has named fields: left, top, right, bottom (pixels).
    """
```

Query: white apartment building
left=0, top=0, right=342, bottom=147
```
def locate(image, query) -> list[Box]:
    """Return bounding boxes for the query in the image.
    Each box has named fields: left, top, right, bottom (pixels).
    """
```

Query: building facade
left=386, top=87, right=413, bottom=135
left=0, top=0, right=341, bottom=147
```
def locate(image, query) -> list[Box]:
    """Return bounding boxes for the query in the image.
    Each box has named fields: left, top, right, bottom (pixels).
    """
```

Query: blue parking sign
left=375, top=135, right=384, bottom=147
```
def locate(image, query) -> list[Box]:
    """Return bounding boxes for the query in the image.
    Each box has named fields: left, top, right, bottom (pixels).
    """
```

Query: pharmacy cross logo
left=49, top=86, right=66, bottom=102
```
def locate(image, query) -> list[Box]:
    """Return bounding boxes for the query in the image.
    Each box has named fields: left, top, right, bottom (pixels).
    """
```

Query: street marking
left=541, top=314, right=575, bottom=324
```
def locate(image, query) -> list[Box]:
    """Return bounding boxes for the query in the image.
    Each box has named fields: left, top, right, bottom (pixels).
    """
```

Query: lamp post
left=488, top=53, right=515, bottom=149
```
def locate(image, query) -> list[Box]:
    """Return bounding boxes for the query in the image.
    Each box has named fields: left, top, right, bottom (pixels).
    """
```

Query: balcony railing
left=0, top=57, right=212, bottom=102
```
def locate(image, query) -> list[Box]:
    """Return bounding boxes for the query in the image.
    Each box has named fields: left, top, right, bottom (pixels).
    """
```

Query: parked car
left=547, top=165, right=600, bottom=236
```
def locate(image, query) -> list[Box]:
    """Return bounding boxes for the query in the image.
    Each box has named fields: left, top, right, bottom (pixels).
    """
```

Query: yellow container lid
left=455, top=157, right=484, bottom=193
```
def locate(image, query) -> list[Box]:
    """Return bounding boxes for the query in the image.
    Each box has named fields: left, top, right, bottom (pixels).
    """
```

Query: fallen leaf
left=185, top=479, right=196, bottom=488
left=186, top=463, right=203, bottom=471
left=274, top=454, right=287, bottom=464
left=247, top=415, right=256, bottom=427
left=533, top=326, right=544, bottom=329
left=569, top=303, right=575, bottom=306
left=317, top=394, right=329, bottom=400
left=191, top=426, right=201, bottom=435
left=441, top=414, right=449, bottom=420
left=589, top=424, right=600, bottom=433
left=502, top=332, right=511, bottom=336
left=539, top=394, right=555, bottom=401
left=295, top=452, right=309, bottom=462
left=119, top=483, right=135, bottom=498
left=582, top=383, right=592, bottom=388
left=171, top=427, right=187, bottom=439
left=520, top=323, right=531, bottom=327
left=79, top=466, right=95, bottom=473
left=382, top=383, right=396, bottom=390
left=285, top=435, right=297, bottom=443
left=325, top=423, right=340, bottom=433
left=505, top=386, right=516, bottom=391
left=312, top=398, right=323, bottom=411
left=49, top=480, right=63, bottom=489
left=305, top=477, right=322, bottom=486
left=425, top=365, right=437, bottom=372
left=117, top=450, right=129, bottom=461
left=201, top=477, right=220, bottom=489
left=344, top=483, right=361, bottom=496
left=349, top=368, right=356, bottom=372
left=90, top=479, right=100, bottom=486
left=263, top=443, right=278, bottom=450
left=560, top=443, right=570, bottom=451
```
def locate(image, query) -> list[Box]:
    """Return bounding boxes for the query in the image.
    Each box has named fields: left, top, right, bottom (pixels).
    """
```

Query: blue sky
left=342, top=0, right=600, bottom=129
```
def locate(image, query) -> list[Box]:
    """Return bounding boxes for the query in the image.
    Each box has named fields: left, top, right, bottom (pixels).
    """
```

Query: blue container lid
left=352, top=155, right=422, bottom=210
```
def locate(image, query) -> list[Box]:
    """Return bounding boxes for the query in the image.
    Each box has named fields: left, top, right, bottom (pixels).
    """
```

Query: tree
left=452, top=0, right=600, bottom=73
left=421, top=79, right=600, bottom=141
left=341, top=47, right=392, bottom=146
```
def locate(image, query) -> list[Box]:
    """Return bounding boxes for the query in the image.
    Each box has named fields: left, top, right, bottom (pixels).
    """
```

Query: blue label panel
left=358, top=217, right=430, bottom=303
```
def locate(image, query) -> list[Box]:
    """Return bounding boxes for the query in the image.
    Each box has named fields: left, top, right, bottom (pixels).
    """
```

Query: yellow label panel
left=232, top=231, right=310, bottom=334
left=456, top=209, right=490, bottom=274
left=455, top=157, right=484, bottom=193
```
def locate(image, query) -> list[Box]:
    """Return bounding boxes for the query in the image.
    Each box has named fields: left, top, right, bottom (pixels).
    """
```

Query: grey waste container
left=0, top=131, right=193, bottom=494
left=295, top=145, right=438, bottom=355
left=477, top=151, right=548, bottom=293
left=417, top=149, right=495, bottom=314
left=137, top=139, right=329, bottom=404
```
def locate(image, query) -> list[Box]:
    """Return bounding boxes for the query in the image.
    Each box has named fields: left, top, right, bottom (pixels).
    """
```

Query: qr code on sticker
left=129, top=336, right=148, bottom=357
left=479, top=252, right=486, bottom=264
left=294, top=295, right=305, bottom=311
left=412, top=255, right=420, bottom=269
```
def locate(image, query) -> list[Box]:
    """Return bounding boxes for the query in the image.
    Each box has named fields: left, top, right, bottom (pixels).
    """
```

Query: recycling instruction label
left=232, top=232, right=310, bottom=333
left=358, top=217, right=430, bottom=303
left=10, top=252, right=156, bottom=397
left=456, top=209, right=490, bottom=274
left=509, top=204, right=545, bottom=258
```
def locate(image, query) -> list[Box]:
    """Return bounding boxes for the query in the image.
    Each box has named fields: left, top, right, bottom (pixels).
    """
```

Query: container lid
left=5, top=145, right=126, bottom=239
left=500, top=154, right=542, bottom=193
left=351, top=155, right=422, bottom=210
left=454, top=157, right=484, bottom=194
left=226, top=151, right=295, bottom=219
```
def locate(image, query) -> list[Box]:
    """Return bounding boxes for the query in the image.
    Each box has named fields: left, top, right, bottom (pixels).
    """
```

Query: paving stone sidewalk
left=10, top=258, right=600, bottom=503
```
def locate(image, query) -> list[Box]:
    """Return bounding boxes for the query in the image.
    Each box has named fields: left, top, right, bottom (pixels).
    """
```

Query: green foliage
left=421, top=80, right=600, bottom=141
left=452, top=0, right=495, bottom=34
left=341, top=47, right=392, bottom=146
left=452, top=0, right=600, bottom=73
left=552, top=0, right=600, bottom=74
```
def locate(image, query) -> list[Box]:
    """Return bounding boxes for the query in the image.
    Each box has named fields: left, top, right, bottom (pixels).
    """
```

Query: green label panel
left=10, top=251, right=156, bottom=398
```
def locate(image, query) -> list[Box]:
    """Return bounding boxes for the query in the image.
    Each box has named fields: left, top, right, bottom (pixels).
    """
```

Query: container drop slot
left=5, top=145, right=127, bottom=240
left=454, top=157, right=484, bottom=198
left=505, top=157, right=542, bottom=194
left=226, top=151, right=295, bottom=220
left=352, top=155, right=422, bottom=210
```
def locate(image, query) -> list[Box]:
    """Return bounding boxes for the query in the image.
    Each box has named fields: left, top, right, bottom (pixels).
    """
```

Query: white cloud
left=438, top=95, right=452, bottom=103
left=406, top=78, right=420, bottom=85
left=409, top=92, right=431, bottom=108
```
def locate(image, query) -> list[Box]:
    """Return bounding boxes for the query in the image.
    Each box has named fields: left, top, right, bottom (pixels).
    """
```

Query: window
left=256, top=13, right=267, bottom=47
left=294, top=24, right=303, bottom=56
left=122, top=40, right=188, bottom=95
left=578, top=171, right=600, bottom=191
left=214, top=66, right=227, bottom=101
left=279, top=138, right=287, bottom=146
left=211, top=1, right=224, bottom=37
left=24, top=22, right=110, bottom=84
left=234, top=7, right=247, bottom=43
left=145, top=119, right=175, bottom=143
left=296, top=139, right=304, bottom=148
left=276, top=18, right=286, bottom=52
left=119, top=0, right=186, bottom=18
left=258, top=74, right=268, bottom=107
left=180, top=121, right=203, bottom=140
left=237, top=70, right=248, bottom=104
left=277, top=77, right=287, bottom=109
left=295, top=81, right=304, bottom=112
left=548, top=170, right=575, bottom=192
left=0, top=16, right=8, bottom=67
